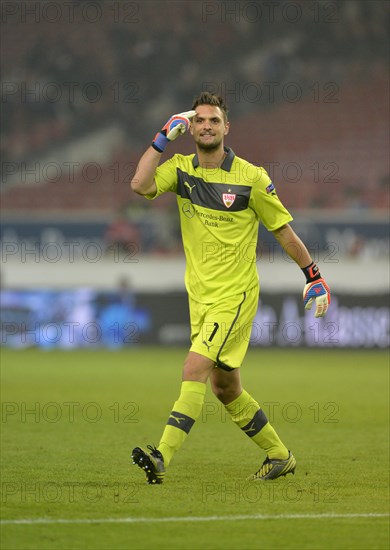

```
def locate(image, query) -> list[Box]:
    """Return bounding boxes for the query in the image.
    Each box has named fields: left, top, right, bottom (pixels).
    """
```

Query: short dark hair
left=191, top=92, right=229, bottom=121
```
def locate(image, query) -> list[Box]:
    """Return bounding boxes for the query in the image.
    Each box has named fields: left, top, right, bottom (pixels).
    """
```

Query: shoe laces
left=147, top=444, right=162, bottom=460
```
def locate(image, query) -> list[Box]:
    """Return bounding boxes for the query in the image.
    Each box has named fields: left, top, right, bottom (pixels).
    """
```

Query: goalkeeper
left=130, top=92, right=331, bottom=484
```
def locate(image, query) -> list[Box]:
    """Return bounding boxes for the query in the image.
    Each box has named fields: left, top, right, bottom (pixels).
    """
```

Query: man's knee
left=212, top=384, right=228, bottom=402
left=183, top=352, right=215, bottom=382
left=211, top=379, right=241, bottom=404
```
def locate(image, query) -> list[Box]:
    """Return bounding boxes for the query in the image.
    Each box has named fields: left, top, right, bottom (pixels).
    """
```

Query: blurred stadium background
left=1, top=0, right=389, bottom=350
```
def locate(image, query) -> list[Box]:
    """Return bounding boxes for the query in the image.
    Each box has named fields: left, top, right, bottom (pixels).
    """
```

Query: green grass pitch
left=1, top=347, right=389, bottom=550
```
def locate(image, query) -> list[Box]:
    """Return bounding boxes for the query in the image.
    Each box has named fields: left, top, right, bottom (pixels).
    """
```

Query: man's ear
left=224, top=121, right=230, bottom=136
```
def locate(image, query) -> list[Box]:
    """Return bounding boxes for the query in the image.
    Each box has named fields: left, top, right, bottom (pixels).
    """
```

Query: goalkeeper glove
left=152, top=110, right=197, bottom=153
left=302, top=262, right=331, bottom=318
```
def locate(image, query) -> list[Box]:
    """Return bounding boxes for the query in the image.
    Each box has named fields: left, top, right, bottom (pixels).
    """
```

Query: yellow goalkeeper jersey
left=146, top=147, right=293, bottom=303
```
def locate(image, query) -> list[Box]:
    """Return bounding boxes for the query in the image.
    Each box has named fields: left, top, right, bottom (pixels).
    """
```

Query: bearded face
left=190, top=105, right=229, bottom=152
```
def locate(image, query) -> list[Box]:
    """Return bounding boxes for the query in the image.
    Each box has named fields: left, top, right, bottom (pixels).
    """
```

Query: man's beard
left=195, top=134, right=223, bottom=151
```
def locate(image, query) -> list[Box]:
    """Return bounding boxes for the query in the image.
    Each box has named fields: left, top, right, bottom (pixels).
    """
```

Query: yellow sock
left=225, top=389, right=289, bottom=460
left=158, top=381, right=206, bottom=467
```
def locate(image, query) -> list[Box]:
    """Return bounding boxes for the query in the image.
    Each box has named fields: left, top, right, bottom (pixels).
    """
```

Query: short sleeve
left=249, top=167, right=293, bottom=231
left=144, top=156, right=179, bottom=200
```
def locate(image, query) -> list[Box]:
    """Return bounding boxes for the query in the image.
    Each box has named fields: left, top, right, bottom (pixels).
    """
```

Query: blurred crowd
left=1, top=0, right=389, bottom=257
left=2, top=0, right=388, bottom=164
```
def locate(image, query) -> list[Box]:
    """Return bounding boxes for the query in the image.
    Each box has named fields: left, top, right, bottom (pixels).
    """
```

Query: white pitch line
left=1, top=512, right=388, bottom=526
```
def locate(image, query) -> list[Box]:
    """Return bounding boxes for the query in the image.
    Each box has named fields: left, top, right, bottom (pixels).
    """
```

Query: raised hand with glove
left=302, top=261, right=331, bottom=318
left=152, top=110, right=197, bottom=153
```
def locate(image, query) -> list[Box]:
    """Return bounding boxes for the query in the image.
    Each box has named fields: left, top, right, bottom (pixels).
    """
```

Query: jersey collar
left=192, top=147, right=235, bottom=172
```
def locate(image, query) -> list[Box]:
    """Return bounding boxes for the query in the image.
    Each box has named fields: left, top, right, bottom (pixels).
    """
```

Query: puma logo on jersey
left=184, top=181, right=196, bottom=194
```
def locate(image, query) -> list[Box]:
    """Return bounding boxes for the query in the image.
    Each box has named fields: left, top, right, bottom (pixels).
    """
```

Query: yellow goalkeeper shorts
left=189, top=285, right=259, bottom=370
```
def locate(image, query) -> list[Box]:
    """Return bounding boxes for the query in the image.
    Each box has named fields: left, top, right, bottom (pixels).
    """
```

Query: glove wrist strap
left=152, top=132, right=168, bottom=153
left=302, top=261, right=322, bottom=283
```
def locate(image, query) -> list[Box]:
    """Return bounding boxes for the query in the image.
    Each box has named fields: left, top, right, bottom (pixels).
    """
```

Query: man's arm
left=272, top=223, right=312, bottom=267
left=272, top=223, right=331, bottom=317
left=130, top=146, right=160, bottom=196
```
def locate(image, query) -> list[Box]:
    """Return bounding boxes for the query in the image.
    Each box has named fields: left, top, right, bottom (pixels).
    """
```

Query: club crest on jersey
left=222, top=193, right=236, bottom=208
